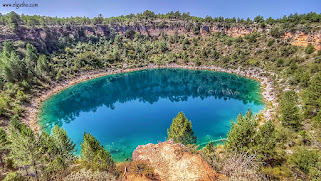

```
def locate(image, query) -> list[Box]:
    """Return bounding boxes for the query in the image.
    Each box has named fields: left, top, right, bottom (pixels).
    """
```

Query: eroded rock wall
left=0, top=22, right=320, bottom=51
left=132, top=139, right=222, bottom=180
left=284, top=32, right=321, bottom=50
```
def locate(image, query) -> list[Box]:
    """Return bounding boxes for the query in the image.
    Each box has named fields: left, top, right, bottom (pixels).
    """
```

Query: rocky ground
left=130, top=139, right=224, bottom=181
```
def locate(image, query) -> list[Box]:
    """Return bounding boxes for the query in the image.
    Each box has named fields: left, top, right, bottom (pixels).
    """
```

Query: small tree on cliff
left=167, top=112, right=197, bottom=145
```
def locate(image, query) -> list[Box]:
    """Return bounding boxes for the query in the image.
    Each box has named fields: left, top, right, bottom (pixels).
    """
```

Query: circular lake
left=39, top=68, right=265, bottom=161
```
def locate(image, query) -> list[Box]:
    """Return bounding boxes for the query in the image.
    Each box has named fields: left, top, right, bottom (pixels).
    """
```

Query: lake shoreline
left=24, top=64, right=278, bottom=132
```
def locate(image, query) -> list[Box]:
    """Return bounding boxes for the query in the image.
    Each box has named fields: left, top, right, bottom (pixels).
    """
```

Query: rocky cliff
left=283, top=31, right=321, bottom=50
left=131, top=139, right=223, bottom=181
left=0, top=22, right=320, bottom=51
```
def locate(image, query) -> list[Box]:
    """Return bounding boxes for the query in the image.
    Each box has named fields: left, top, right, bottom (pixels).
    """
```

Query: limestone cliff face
left=200, top=24, right=264, bottom=37
left=0, top=22, right=320, bottom=51
left=283, top=32, right=321, bottom=50
left=132, top=139, right=222, bottom=181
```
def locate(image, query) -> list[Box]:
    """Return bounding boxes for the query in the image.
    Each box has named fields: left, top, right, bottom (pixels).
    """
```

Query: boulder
left=132, top=139, right=221, bottom=181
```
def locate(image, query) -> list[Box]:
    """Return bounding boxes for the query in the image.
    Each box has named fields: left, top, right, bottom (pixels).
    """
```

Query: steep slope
left=131, top=139, right=224, bottom=180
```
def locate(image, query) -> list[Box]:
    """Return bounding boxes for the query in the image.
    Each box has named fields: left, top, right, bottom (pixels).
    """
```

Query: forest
left=0, top=10, right=321, bottom=180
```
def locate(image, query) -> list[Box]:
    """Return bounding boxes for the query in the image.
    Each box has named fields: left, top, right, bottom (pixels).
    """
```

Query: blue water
left=39, top=69, right=265, bottom=161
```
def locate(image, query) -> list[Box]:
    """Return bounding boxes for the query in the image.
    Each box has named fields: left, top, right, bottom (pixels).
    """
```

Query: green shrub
left=56, top=71, right=63, bottom=81
left=289, top=148, right=320, bottom=176
left=3, top=172, right=24, bottom=181
left=267, top=39, right=275, bottom=46
left=200, top=142, right=219, bottom=169
left=261, top=166, right=291, bottom=180
left=0, top=95, right=9, bottom=116
left=305, top=44, right=315, bottom=54
left=270, top=27, right=283, bottom=38
left=247, top=59, right=259, bottom=66
left=131, top=161, right=157, bottom=179
left=276, top=58, right=284, bottom=67
left=15, top=90, right=28, bottom=103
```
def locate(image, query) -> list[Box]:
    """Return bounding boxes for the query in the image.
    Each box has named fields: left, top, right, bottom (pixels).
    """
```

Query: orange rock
left=284, top=32, right=321, bottom=50
left=132, top=139, right=223, bottom=181
left=126, top=174, right=152, bottom=181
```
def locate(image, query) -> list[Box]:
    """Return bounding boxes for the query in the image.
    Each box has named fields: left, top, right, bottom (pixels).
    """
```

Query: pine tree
left=0, top=94, right=9, bottom=116
left=0, top=128, right=10, bottom=169
left=279, top=90, right=301, bottom=130
left=226, top=109, right=257, bottom=152
left=25, top=43, right=39, bottom=78
left=303, top=73, right=321, bottom=122
left=36, top=125, right=75, bottom=180
left=1, top=49, right=26, bottom=83
left=167, top=112, right=197, bottom=145
left=52, top=125, right=75, bottom=160
left=7, top=11, right=21, bottom=31
left=36, top=55, right=50, bottom=76
left=8, top=119, right=42, bottom=181
left=80, top=132, right=115, bottom=172
left=253, top=120, right=276, bottom=163
left=2, top=41, right=15, bottom=56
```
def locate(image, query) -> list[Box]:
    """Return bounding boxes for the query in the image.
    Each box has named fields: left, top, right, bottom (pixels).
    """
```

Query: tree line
left=1, top=11, right=320, bottom=30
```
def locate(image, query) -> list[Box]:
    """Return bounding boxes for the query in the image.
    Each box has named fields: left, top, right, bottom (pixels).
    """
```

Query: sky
left=0, top=0, right=320, bottom=19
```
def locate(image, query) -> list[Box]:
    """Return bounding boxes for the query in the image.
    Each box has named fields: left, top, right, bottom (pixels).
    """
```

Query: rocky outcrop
left=132, top=139, right=222, bottom=181
left=207, top=25, right=261, bottom=37
left=283, top=31, right=321, bottom=50
left=0, top=21, right=320, bottom=52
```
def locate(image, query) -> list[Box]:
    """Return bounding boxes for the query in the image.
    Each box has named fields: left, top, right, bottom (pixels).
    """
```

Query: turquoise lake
left=39, top=68, right=265, bottom=161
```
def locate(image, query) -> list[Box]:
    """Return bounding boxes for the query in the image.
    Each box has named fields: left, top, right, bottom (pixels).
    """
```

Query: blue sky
left=0, top=0, right=320, bottom=19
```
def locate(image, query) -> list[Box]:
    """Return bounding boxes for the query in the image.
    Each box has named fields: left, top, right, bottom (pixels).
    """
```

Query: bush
left=56, top=71, right=63, bottom=81
left=3, top=172, right=24, bottom=181
left=314, top=56, right=321, bottom=63
left=261, top=166, right=291, bottom=180
left=246, top=34, right=257, bottom=43
left=235, top=36, right=243, bottom=43
left=199, top=142, right=219, bottom=170
left=270, top=27, right=283, bottom=38
left=276, top=58, right=284, bottom=67
left=15, top=90, right=28, bottom=103
left=267, top=39, right=275, bottom=46
left=131, top=161, right=157, bottom=179
left=247, top=59, right=259, bottom=66
left=0, top=94, right=9, bottom=116
left=305, top=44, right=315, bottom=54
left=289, top=148, right=321, bottom=176
left=282, top=46, right=297, bottom=56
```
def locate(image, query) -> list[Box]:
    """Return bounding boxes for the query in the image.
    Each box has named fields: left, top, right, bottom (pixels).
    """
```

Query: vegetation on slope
left=0, top=11, right=320, bottom=180
left=167, top=112, right=197, bottom=145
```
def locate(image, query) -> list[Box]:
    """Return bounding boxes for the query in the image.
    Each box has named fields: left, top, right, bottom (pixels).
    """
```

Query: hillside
left=0, top=11, right=321, bottom=180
